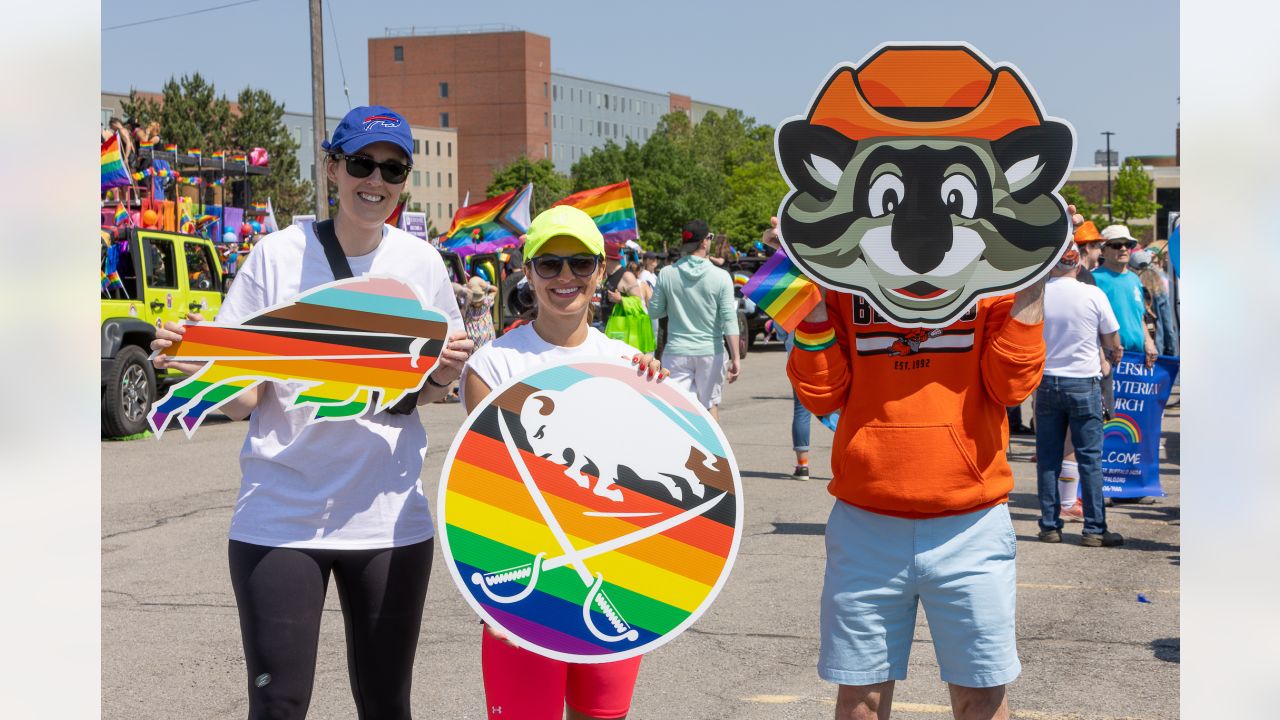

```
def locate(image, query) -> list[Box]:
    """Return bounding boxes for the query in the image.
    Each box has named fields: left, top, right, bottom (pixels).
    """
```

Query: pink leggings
left=481, top=626, right=643, bottom=719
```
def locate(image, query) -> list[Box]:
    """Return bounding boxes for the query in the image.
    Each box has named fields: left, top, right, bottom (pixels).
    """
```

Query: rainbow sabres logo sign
left=363, top=114, right=402, bottom=130
left=148, top=276, right=449, bottom=437
left=439, top=359, right=744, bottom=663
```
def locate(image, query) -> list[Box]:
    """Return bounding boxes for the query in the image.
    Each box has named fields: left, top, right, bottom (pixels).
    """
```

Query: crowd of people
left=147, top=101, right=1180, bottom=720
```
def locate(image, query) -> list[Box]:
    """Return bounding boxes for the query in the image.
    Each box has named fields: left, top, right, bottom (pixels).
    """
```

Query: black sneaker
left=1081, top=531, right=1125, bottom=547
left=1037, top=529, right=1062, bottom=543
left=792, top=465, right=810, bottom=480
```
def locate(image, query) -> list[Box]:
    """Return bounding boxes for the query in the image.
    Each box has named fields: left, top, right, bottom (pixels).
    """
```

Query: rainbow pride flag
left=113, top=203, right=129, bottom=226
left=443, top=184, right=533, bottom=258
left=440, top=359, right=742, bottom=662
left=210, top=150, right=225, bottom=160
left=101, top=134, right=132, bottom=192
left=163, top=143, right=178, bottom=153
left=741, top=250, right=823, bottom=334
left=148, top=276, right=451, bottom=437
left=551, top=180, right=638, bottom=248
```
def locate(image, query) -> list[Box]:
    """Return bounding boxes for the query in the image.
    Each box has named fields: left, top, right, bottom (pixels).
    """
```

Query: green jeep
left=101, top=228, right=225, bottom=437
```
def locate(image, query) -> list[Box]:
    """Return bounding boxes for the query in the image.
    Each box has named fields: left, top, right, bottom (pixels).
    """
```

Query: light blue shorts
left=819, top=501, right=1020, bottom=688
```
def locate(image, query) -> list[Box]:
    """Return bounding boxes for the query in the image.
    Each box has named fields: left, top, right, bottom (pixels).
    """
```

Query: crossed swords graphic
left=471, top=410, right=726, bottom=644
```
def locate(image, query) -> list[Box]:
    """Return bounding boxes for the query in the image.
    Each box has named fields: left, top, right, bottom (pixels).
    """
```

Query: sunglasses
left=1105, top=241, right=1137, bottom=250
left=529, top=253, right=601, bottom=279
left=331, top=153, right=411, bottom=184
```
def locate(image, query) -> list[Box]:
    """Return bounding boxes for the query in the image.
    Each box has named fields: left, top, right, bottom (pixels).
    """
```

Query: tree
left=1060, top=183, right=1108, bottom=230
left=486, top=155, right=571, bottom=213
left=715, top=160, right=789, bottom=250
left=1110, top=157, right=1159, bottom=226
left=121, top=74, right=313, bottom=225
left=231, top=87, right=313, bottom=227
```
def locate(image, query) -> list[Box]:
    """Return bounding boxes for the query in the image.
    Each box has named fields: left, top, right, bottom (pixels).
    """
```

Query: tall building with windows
left=369, top=27, right=734, bottom=204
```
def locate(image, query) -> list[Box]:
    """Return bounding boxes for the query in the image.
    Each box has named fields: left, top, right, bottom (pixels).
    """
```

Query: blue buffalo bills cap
left=322, top=105, right=414, bottom=159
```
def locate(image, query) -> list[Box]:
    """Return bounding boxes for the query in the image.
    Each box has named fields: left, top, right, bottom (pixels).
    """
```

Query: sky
left=102, top=0, right=1179, bottom=160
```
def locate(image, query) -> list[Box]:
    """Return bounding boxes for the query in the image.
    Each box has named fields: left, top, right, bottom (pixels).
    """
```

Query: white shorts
left=663, top=353, right=726, bottom=409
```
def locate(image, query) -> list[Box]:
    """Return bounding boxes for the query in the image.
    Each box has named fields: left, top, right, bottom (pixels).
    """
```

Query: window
left=439, top=82, right=449, bottom=98
left=543, top=143, right=548, bottom=158
left=437, top=203, right=442, bottom=218
left=440, top=112, right=449, bottom=128
left=424, top=140, right=430, bottom=156
left=185, top=242, right=217, bottom=291
left=597, top=120, right=602, bottom=136
left=553, top=84, right=559, bottom=100
left=412, top=170, right=420, bottom=187
left=449, top=203, right=453, bottom=216
left=437, top=172, right=441, bottom=186
left=411, top=202, right=421, bottom=212
left=144, top=237, right=176, bottom=289
left=589, top=91, right=594, bottom=105
left=447, top=142, right=452, bottom=157
left=613, top=123, right=618, bottom=137
left=413, top=138, right=420, bottom=154
left=436, top=141, right=441, bottom=156
left=543, top=82, right=548, bottom=97
left=448, top=173, right=452, bottom=188
left=393, top=45, right=403, bottom=62
left=603, top=94, right=609, bottom=110
left=544, top=112, right=548, bottom=128
left=425, top=171, right=430, bottom=187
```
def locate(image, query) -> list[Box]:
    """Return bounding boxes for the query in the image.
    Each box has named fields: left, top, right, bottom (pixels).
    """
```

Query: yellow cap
left=523, top=205, right=604, bottom=258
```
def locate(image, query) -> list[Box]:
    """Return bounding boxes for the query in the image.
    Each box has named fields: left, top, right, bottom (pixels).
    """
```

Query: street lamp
left=1100, top=131, right=1116, bottom=223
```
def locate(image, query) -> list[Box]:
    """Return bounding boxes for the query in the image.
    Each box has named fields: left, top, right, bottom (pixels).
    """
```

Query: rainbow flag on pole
left=101, top=134, right=132, bottom=192
left=741, top=250, right=823, bottom=334
left=443, top=184, right=533, bottom=258
left=551, top=180, right=638, bottom=249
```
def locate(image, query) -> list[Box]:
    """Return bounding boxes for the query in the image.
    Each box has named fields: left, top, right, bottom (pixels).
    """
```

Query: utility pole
left=309, top=0, right=329, bottom=220
left=1101, top=131, right=1115, bottom=223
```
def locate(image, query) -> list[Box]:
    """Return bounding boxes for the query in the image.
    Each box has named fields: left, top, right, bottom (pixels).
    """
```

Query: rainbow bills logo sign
left=438, top=359, right=744, bottom=663
left=148, top=276, right=449, bottom=436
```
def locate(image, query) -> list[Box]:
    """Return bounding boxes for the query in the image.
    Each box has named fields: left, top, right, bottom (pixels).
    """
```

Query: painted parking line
left=1018, top=582, right=1178, bottom=595
left=743, top=695, right=1156, bottom=719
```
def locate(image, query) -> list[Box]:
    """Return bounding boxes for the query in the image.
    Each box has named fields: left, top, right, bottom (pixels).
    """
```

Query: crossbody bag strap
left=313, top=219, right=422, bottom=414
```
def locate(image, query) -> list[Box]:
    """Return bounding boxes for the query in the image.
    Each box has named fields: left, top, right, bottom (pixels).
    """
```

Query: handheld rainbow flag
left=443, top=184, right=533, bottom=258
left=163, top=143, right=178, bottom=153
left=148, top=276, right=451, bottom=437
left=101, top=134, right=132, bottom=192
left=439, top=358, right=743, bottom=663
left=231, top=153, right=247, bottom=163
left=551, top=180, right=638, bottom=249
left=250, top=201, right=268, bottom=213
left=113, top=203, right=129, bottom=226
left=210, top=150, right=225, bottom=160
left=741, top=250, right=823, bottom=334
left=187, top=148, right=202, bottom=159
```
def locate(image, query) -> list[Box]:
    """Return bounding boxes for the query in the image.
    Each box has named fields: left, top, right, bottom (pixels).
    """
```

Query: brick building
left=369, top=27, right=734, bottom=203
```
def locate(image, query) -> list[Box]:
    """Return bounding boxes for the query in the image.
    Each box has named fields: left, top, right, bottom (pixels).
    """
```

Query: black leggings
left=228, top=538, right=433, bottom=720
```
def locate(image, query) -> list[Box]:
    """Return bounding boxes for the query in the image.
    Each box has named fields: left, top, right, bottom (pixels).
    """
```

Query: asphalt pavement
left=102, top=343, right=1179, bottom=719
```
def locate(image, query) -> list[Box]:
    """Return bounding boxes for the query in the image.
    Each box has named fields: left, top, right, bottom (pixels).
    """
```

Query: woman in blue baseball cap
left=151, top=104, right=472, bottom=718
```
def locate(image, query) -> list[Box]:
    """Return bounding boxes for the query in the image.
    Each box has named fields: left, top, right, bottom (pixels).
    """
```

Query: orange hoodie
left=787, top=291, right=1045, bottom=518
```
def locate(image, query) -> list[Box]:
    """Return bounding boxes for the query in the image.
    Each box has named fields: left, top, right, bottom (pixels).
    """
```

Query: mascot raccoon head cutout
left=775, top=44, right=1076, bottom=327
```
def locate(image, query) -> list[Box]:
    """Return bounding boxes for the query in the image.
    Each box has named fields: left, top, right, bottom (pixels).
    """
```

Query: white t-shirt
left=1043, top=275, right=1120, bottom=378
left=638, top=269, right=658, bottom=290
left=216, top=223, right=463, bottom=549
left=463, top=323, right=637, bottom=403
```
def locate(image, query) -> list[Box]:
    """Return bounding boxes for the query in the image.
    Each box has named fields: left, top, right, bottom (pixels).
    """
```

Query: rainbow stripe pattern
left=440, top=359, right=743, bottom=663
left=552, top=180, right=639, bottom=249
left=113, top=203, right=129, bottom=226
left=148, top=276, right=450, bottom=437
left=741, top=250, right=823, bottom=334
left=793, top=320, right=836, bottom=351
left=443, top=184, right=533, bottom=258
left=101, top=134, right=131, bottom=192
left=1103, top=414, right=1141, bottom=444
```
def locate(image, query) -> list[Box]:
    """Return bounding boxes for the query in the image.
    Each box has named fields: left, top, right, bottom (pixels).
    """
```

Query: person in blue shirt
left=1092, top=225, right=1157, bottom=368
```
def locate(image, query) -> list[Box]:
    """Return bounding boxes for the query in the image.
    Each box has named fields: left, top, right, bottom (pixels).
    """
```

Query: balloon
left=250, top=220, right=262, bottom=233
left=241, top=223, right=253, bottom=237
left=141, top=209, right=158, bottom=227
left=223, top=230, right=237, bottom=243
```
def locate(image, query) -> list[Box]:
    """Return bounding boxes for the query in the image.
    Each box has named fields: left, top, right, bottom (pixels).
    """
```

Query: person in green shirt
left=649, top=220, right=741, bottom=420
